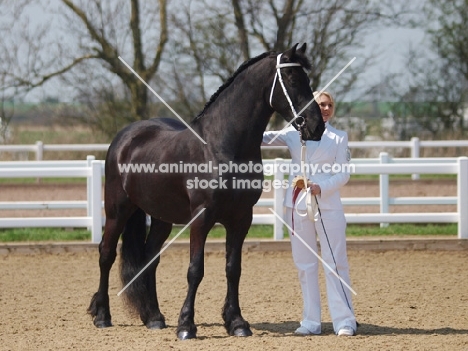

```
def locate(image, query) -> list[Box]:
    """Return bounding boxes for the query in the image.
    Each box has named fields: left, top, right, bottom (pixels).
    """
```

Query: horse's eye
left=289, top=69, right=301, bottom=82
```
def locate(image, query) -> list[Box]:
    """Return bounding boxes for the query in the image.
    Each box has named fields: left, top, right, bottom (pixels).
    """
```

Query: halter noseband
left=269, top=53, right=305, bottom=128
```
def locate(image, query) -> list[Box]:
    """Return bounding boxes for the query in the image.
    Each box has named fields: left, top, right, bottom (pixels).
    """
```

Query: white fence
left=0, top=155, right=467, bottom=242
left=264, top=154, right=467, bottom=240
left=1, top=137, right=468, bottom=162
left=0, top=157, right=104, bottom=243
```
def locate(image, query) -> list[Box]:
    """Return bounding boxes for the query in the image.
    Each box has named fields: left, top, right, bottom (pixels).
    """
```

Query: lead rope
left=292, top=129, right=313, bottom=219
left=293, top=138, right=317, bottom=220
left=314, top=190, right=353, bottom=314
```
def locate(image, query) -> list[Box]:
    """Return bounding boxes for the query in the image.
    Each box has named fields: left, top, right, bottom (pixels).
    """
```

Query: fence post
left=35, top=141, right=44, bottom=183
left=379, top=152, right=389, bottom=227
left=91, top=160, right=103, bottom=243
left=86, top=155, right=95, bottom=231
left=411, top=137, right=420, bottom=180
left=458, top=157, right=468, bottom=239
left=35, top=141, right=43, bottom=161
left=273, top=158, right=285, bottom=240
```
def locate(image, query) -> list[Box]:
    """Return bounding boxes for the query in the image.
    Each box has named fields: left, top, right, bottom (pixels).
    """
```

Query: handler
left=262, top=91, right=357, bottom=336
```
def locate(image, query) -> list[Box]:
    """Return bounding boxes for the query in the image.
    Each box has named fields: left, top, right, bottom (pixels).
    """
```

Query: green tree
left=391, top=0, right=468, bottom=138
left=427, top=0, right=468, bottom=81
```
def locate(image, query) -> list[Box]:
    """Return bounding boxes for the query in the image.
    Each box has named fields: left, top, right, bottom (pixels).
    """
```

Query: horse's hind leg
left=88, top=216, right=128, bottom=327
left=141, top=218, right=172, bottom=329
left=221, top=213, right=253, bottom=337
left=88, top=192, right=135, bottom=328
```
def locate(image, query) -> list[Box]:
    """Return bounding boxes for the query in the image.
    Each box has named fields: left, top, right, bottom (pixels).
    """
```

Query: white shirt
left=262, top=123, right=350, bottom=210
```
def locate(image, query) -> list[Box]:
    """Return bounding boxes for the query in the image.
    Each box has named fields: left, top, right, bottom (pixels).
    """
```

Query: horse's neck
left=197, top=70, right=274, bottom=158
left=205, top=103, right=271, bottom=160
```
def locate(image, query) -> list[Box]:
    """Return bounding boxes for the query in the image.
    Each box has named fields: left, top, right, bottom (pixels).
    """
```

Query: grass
left=2, top=124, right=108, bottom=162
left=349, top=174, right=457, bottom=181
left=0, top=228, right=91, bottom=242
left=249, top=173, right=458, bottom=183
left=0, top=173, right=456, bottom=185
left=346, top=223, right=457, bottom=236
left=0, top=177, right=87, bottom=184
left=0, top=223, right=458, bottom=243
left=10, top=125, right=107, bottom=146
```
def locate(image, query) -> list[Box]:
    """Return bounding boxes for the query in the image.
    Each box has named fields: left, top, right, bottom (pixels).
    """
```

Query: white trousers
left=286, top=207, right=356, bottom=334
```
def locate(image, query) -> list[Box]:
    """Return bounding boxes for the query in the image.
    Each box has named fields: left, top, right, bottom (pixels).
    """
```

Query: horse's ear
left=283, top=43, right=299, bottom=60
left=297, top=43, right=307, bottom=54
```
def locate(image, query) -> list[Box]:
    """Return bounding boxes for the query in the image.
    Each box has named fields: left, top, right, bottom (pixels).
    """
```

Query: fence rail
left=1, top=137, right=468, bottom=161
left=0, top=158, right=103, bottom=243
left=0, top=154, right=467, bottom=242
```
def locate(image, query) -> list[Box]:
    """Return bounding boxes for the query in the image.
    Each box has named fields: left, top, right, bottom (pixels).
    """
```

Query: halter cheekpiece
left=269, top=53, right=305, bottom=127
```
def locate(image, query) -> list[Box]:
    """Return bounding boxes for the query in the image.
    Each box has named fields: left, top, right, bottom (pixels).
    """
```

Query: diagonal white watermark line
left=269, top=208, right=357, bottom=296
left=297, top=57, right=356, bottom=117
left=117, top=207, right=206, bottom=297
left=118, top=56, right=207, bottom=145
left=268, top=57, right=356, bottom=144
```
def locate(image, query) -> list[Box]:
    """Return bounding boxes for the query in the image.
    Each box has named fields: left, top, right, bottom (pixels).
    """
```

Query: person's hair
left=313, top=91, right=335, bottom=119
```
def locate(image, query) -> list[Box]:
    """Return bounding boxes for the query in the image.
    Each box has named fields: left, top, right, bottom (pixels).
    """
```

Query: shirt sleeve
left=316, top=131, right=350, bottom=198
left=262, top=130, right=288, bottom=146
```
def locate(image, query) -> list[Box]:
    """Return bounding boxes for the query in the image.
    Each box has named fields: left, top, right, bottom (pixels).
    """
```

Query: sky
left=14, top=1, right=429, bottom=103
left=356, top=26, right=427, bottom=99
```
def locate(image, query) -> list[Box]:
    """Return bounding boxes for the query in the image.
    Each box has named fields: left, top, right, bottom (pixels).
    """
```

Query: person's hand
left=308, top=182, right=321, bottom=196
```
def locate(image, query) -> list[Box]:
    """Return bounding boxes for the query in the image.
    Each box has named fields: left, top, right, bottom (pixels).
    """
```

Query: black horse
left=88, top=43, right=325, bottom=340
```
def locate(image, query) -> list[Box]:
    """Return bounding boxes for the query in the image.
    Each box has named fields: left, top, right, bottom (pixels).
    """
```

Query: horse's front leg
left=177, top=212, right=214, bottom=340
left=222, top=212, right=253, bottom=337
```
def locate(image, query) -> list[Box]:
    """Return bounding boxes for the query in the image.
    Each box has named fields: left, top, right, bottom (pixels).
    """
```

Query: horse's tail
left=119, top=208, right=152, bottom=323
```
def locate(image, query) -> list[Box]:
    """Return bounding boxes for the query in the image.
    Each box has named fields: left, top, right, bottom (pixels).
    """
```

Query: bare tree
left=167, top=0, right=413, bottom=127
left=0, top=86, right=14, bottom=143
left=1, top=0, right=417, bottom=136
left=0, top=0, right=168, bottom=137
left=231, top=0, right=250, bottom=60
left=215, top=0, right=411, bottom=127
left=156, top=0, right=246, bottom=119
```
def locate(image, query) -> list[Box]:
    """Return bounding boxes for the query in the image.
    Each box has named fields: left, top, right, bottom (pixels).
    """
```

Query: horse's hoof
left=233, top=327, right=253, bottom=337
left=94, top=320, right=112, bottom=328
left=146, top=320, right=166, bottom=330
left=177, top=330, right=196, bottom=340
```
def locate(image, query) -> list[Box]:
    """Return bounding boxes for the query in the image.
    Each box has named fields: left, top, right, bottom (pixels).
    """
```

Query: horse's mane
left=192, top=49, right=311, bottom=122
left=193, top=52, right=271, bottom=121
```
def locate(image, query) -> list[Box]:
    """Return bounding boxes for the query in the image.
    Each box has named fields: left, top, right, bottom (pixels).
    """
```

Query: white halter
left=269, top=53, right=303, bottom=120
left=269, top=54, right=317, bottom=220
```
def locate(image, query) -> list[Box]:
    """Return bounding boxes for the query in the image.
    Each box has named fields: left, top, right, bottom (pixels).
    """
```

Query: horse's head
left=269, top=44, right=325, bottom=141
